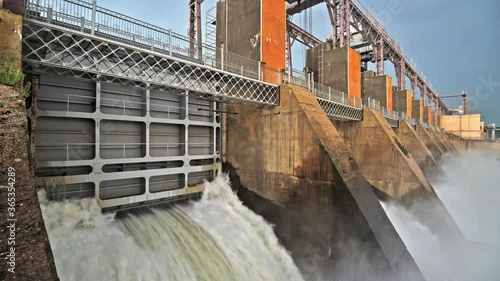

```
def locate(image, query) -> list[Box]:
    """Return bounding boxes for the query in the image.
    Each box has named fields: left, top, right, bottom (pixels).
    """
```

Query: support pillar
left=423, top=106, right=432, bottom=125
left=393, top=90, right=413, bottom=117
left=306, top=45, right=361, bottom=105
left=361, top=71, right=393, bottom=110
left=226, top=84, right=426, bottom=280
left=395, top=58, right=406, bottom=90
left=412, top=99, right=423, bottom=121
left=217, top=0, right=285, bottom=83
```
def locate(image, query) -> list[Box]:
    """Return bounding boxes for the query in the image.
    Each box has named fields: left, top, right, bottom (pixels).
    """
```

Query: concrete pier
left=393, top=90, right=413, bottom=117
left=439, top=133, right=459, bottom=153
left=428, top=129, right=449, bottom=153
left=423, top=106, right=433, bottom=125
left=361, top=71, right=393, bottom=110
left=334, top=109, right=435, bottom=201
left=306, top=45, right=361, bottom=97
left=394, top=121, right=444, bottom=178
left=417, top=125, right=444, bottom=158
left=225, top=84, right=425, bottom=280
left=333, top=111, right=463, bottom=244
left=412, top=99, right=424, bottom=121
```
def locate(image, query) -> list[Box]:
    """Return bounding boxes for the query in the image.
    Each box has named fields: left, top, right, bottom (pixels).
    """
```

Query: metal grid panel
left=32, top=74, right=221, bottom=210
left=384, top=117, right=399, bottom=128
left=317, top=98, right=363, bottom=121
left=22, top=20, right=279, bottom=105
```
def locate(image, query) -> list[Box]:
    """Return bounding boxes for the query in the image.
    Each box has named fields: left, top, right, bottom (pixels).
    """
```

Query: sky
left=97, top=0, right=500, bottom=125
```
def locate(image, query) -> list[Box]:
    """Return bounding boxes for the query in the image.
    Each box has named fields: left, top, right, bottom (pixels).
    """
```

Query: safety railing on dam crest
left=23, top=0, right=280, bottom=105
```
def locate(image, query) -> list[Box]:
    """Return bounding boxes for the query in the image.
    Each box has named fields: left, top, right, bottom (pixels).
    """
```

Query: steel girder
left=188, top=0, right=204, bottom=58
left=324, top=0, right=448, bottom=115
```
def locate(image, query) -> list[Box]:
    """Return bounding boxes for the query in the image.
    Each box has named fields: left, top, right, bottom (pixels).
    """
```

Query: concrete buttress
left=224, top=84, right=425, bottom=280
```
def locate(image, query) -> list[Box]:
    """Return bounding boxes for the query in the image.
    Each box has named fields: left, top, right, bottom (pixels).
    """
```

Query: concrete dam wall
left=224, top=84, right=426, bottom=280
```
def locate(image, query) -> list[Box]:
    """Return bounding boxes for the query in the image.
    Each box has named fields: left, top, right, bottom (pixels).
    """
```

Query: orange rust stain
left=407, top=91, right=413, bottom=118
left=386, top=76, right=393, bottom=110
left=348, top=48, right=361, bottom=101
left=261, top=0, right=285, bottom=83
left=419, top=100, right=424, bottom=121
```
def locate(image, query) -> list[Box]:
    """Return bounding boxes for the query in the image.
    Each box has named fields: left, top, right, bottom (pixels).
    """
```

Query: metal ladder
left=205, top=6, right=217, bottom=66
left=318, top=45, right=324, bottom=84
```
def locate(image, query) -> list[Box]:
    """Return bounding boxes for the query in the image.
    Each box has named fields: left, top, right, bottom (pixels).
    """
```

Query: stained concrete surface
left=225, top=84, right=425, bottom=280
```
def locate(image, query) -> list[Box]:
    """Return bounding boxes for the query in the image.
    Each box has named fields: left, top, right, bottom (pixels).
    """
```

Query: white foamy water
left=435, top=150, right=500, bottom=247
left=381, top=202, right=455, bottom=281
left=40, top=174, right=304, bottom=281
left=382, top=150, right=500, bottom=281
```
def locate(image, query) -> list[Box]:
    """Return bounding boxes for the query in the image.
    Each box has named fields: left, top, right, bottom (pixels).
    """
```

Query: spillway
left=382, top=151, right=500, bottom=281
left=39, top=175, right=304, bottom=281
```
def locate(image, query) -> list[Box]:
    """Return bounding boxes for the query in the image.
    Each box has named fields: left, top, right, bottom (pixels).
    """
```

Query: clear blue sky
left=98, top=0, right=499, bottom=125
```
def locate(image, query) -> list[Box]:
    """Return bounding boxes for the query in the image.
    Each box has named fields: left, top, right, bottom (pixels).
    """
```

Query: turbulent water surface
left=40, top=151, right=500, bottom=281
left=40, top=175, right=304, bottom=281
left=382, top=150, right=500, bottom=281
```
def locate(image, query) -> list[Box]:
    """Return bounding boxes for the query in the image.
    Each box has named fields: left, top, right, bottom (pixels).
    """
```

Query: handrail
left=24, top=0, right=281, bottom=86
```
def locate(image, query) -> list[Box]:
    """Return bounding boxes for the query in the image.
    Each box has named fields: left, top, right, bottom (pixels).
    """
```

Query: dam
left=0, top=0, right=499, bottom=280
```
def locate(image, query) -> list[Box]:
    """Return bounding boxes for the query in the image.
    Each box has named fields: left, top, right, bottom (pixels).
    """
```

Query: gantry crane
left=439, top=91, right=470, bottom=115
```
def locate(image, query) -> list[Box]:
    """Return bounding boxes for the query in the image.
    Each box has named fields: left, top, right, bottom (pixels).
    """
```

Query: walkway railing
left=24, top=0, right=280, bottom=86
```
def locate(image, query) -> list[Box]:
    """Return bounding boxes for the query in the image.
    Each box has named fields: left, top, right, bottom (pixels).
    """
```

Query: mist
left=435, top=150, right=500, bottom=248
left=382, top=150, right=500, bottom=281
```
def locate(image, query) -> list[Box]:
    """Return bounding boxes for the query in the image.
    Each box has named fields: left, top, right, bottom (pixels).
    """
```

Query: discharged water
left=40, top=175, right=304, bottom=281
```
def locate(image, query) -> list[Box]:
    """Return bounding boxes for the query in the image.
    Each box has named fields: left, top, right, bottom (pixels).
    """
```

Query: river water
left=40, top=175, right=304, bottom=281
left=40, top=151, right=500, bottom=281
left=382, top=150, right=500, bottom=281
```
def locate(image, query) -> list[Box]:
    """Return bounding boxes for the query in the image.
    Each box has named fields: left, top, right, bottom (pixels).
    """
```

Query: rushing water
left=40, top=175, right=304, bottom=281
left=382, top=150, right=500, bottom=281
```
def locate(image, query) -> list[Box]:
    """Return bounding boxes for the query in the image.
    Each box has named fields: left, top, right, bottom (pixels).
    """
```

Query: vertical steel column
left=212, top=100, right=217, bottom=157
left=344, top=0, right=351, bottom=47
left=423, top=87, right=428, bottom=106
left=338, top=0, right=345, bottom=47
left=375, top=38, right=384, bottom=75
left=183, top=91, right=189, bottom=158
left=145, top=84, right=150, bottom=117
left=395, top=58, right=406, bottom=90
left=145, top=84, right=151, bottom=157
left=286, top=31, right=293, bottom=72
left=95, top=80, right=101, bottom=159
left=334, top=2, right=340, bottom=47
left=189, top=0, right=203, bottom=58
left=90, top=0, right=96, bottom=35
left=325, top=0, right=337, bottom=47
left=411, top=76, right=418, bottom=98
left=338, top=0, right=350, bottom=48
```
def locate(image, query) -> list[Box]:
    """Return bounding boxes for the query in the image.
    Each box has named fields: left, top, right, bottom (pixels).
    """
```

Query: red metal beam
left=287, top=20, right=323, bottom=48
left=188, top=0, right=203, bottom=58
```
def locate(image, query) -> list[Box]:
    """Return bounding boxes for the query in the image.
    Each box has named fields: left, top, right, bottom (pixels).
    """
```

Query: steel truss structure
left=329, top=0, right=447, bottom=115
left=285, top=0, right=448, bottom=115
